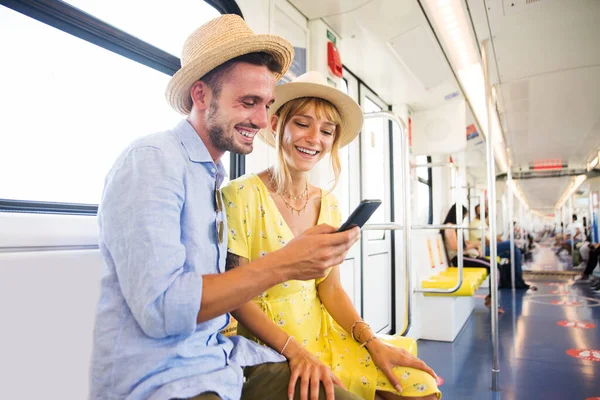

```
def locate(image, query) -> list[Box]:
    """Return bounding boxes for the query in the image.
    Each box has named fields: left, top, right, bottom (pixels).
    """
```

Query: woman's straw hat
left=166, top=14, right=294, bottom=115
left=259, top=71, right=364, bottom=149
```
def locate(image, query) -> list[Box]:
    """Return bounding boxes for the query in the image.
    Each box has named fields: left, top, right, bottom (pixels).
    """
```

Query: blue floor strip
left=418, top=246, right=600, bottom=399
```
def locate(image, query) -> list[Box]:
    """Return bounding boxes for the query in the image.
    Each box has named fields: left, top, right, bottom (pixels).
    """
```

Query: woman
left=222, top=72, right=440, bottom=400
left=441, top=204, right=503, bottom=313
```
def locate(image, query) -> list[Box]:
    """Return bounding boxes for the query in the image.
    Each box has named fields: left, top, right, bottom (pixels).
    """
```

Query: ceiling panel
left=519, top=176, right=572, bottom=210
left=485, top=0, right=600, bottom=82
left=501, top=66, right=600, bottom=167
left=288, top=0, right=371, bottom=20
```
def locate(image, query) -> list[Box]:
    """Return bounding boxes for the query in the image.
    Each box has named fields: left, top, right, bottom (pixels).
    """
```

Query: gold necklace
left=267, top=169, right=309, bottom=215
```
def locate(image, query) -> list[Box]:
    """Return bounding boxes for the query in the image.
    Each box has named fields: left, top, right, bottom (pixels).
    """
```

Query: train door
left=359, top=86, right=393, bottom=333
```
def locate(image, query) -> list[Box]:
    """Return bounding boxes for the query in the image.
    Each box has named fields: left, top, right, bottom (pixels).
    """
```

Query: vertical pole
left=402, top=114, right=412, bottom=335
left=508, top=172, right=516, bottom=290
left=569, top=196, right=574, bottom=257
left=454, top=165, right=464, bottom=285
left=483, top=39, right=500, bottom=391
left=481, top=191, right=486, bottom=259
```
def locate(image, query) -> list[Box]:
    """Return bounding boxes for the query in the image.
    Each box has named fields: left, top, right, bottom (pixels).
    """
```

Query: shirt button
left=211, top=168, right=216, bottom=173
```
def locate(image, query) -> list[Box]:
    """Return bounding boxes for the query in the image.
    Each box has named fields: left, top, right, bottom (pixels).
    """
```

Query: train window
left=0, top=2, right=234, bottom=212
left=62, top=0, right=220, bottom=57
left=415, top=155, right=433, bottom=225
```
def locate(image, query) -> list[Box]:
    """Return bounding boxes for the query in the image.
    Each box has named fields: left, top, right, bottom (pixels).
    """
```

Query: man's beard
left=206, top=99, right=253, bottom=155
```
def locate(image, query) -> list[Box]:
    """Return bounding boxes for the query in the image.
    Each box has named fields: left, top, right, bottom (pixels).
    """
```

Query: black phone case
left=338, top=200, right=382, bottom=232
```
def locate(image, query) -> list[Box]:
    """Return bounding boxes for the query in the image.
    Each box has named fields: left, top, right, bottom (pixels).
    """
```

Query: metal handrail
left=414, top=163, right=465, bottom=294
left=362, top=111, right=412, bottom=336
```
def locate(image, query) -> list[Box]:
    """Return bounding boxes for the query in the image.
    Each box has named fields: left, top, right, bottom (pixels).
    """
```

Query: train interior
left=1, top=0, right=599, bottom=398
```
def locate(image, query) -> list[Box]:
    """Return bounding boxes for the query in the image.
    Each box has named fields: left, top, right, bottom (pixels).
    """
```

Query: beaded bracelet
left=350, top=320, right=369, bottom=341
left=360, top=334, right=377, bottom=348
left=280, top=336, right=293, bottom=355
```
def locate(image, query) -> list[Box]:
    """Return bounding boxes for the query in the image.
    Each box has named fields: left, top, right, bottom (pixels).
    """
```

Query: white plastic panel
left=0, top=213, right=98, bottom=248
left=0, top=249, right=103, bottom=398
left=362, top=252, right=391, bottom=333
left=411, top=98, right=466, bottom=155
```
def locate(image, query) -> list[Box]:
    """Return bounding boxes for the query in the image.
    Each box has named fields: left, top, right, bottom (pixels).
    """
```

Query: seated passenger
left=222, top=71, right=441, bottom=400
left=557, top=214, right=583, bottom=256
left=442, top=204, right=504, bottom=313
left=577, top=242, right=600, bottom=285
left=468, top=205, right=536, bottom=290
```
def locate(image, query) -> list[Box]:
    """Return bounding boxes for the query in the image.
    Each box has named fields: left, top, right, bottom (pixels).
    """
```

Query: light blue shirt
left=90, top=120, right=284, bottom=400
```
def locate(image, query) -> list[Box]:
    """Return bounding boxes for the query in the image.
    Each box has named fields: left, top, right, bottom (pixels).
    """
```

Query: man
left=90, top=15, right=360, bottom=400
left=563, top=214, right=583, bottom=254
left=469, top=205, right=535, bottom=290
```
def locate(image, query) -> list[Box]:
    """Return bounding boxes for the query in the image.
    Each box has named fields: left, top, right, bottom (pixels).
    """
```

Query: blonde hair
left=271, top=97, right=342, bottom=195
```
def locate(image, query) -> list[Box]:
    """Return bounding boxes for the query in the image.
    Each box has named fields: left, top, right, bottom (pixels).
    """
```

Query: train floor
left=418, top=243, right=600, bottom=399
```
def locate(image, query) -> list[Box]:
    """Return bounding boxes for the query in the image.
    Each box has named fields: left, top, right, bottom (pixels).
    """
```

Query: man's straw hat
left=166, top=14, right=294, bottom=115
left=259, top=71, right=364, bottom=149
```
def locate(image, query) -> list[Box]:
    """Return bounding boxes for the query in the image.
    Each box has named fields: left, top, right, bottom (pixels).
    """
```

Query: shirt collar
left=174, top=120, right=229, bottom=180
left=175, top=119, right=214, bottom=163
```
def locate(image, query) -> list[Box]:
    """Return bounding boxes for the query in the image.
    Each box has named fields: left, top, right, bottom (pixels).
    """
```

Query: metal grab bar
left=362, top=223, right=403, bottom=231
left=483, top=39, right=501, bottom=391
left=412, top=224, right=482, bottom=230
left=362, top=111, right=412, bottom=336
left=414, top=163, right=465, bottom=295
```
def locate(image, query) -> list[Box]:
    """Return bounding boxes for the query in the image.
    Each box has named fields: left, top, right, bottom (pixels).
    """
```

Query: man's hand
left=285, top=340, right=344, bottom=400
left=276, top=224, right=360, bottom=282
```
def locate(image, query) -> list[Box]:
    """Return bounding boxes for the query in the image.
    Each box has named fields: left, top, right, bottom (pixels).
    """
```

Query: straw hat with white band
left=166, top=14, right=294, bottom=115
left=259, top=71, right=364, bottom=149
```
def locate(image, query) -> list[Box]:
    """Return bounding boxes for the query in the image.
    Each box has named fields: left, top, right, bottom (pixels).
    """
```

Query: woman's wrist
left=282, top=337, right=303, bottom=359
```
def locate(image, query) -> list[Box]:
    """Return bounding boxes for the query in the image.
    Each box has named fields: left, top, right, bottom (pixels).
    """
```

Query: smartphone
left=337, top=199, right=382, bottom=232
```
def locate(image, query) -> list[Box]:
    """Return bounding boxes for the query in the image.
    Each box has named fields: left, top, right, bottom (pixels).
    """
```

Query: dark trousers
left=183, top=362, right=361, bottom=400
left=583, top=246, right=600, bottom=277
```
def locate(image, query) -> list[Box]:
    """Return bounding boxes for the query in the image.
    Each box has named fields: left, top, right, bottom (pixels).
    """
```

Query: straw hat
left=259, top=71, right=363, bottom=149
left=166, top=14, right=294, bottom=115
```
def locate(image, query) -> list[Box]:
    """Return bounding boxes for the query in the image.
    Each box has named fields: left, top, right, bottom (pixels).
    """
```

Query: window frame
left=0, top=0, right=243, bottom=215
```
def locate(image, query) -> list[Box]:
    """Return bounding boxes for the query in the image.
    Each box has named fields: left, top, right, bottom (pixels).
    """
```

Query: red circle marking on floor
left=474, top=294, right=487, bottom=299
left=546, top=283, right=562, bottom=286
left=550, top=290, right=570, bottom=295
left=557, top=321, right=596, bottom=329
left=551, top=300, right=581, bottom=306
left=585, top=397, right=600, bottom=400
left=566, top=349, right=600, bottom=362
left=435, top=376, right=444, bottom=386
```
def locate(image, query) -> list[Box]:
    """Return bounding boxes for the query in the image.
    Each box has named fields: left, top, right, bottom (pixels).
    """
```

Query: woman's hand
left=285, top=340, right=344, bottom=400
left=365, top=338, right=437, bottom=393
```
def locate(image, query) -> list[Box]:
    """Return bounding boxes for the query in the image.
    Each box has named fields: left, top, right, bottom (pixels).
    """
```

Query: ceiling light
left=422, top=0, right=509, bottom=173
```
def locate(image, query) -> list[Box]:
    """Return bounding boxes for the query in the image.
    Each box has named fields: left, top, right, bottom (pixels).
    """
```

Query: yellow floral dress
left=222, top=174, right=441, bottom=399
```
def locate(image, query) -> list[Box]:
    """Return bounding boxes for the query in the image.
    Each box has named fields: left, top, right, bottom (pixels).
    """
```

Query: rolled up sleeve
left=100, top=146, right=202, bottom=338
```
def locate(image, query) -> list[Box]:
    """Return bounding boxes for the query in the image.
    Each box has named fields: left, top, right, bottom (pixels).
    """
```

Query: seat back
left=412, top=231, right=449, bottom=280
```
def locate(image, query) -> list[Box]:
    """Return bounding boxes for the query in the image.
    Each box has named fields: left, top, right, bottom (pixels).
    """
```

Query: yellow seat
left=421, top=277, right=478, bottom=296
left=441, top=268, right=487, bottom=285
left=377, top=334, right=418, bottom=356
left=421, top=266, right=488, bottom=296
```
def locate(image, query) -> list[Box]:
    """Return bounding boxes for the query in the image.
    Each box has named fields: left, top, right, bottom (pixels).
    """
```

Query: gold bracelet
left=280, top=336, right=293, bottom=355
left=360, top=334, right=377, bottom=348
left=355, top=325, right=371, bottom=343
left=351, top=320, right=368, bottom=341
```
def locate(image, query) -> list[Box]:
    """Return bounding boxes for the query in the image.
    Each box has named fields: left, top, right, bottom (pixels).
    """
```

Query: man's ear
left=270, top=115, right=279, bottom=139
left=190, top=80, right=210, bottom=111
